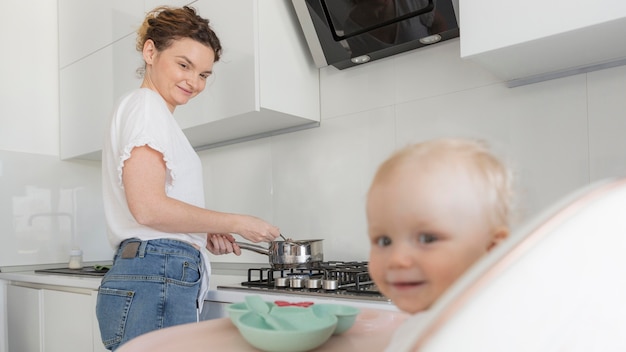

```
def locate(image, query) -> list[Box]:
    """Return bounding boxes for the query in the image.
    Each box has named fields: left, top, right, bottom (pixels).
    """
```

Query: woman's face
left=366, top=161, right=500, bottom=314
left=142, top=37, right=215, bottom=112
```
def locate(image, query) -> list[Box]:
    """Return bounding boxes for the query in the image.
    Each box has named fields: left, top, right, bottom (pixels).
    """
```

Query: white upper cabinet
left=59, top=34, right=141, bottom=159
left=58, top=0, right=320, bottom=160
left=460, top=0, right=626, bottom=86
left=58, top=0, right=194, bottom=68
left=174, top=0, right=320, bottom=149
left=58, top=1, right=144, bottom=69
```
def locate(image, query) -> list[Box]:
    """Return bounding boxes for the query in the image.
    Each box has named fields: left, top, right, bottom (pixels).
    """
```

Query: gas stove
left=217, top=261, right=390, bottom=302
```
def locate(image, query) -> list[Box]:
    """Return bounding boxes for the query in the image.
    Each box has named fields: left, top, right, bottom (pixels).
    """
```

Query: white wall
left=0, top=0, right=59, bottom=155
left=1, top=1, right=625, bottom=268
left=0, top=1, right=113, bottom=267
left=0, top=151, right=110, bottom=267
left=201, top=39, right=626, bottom=265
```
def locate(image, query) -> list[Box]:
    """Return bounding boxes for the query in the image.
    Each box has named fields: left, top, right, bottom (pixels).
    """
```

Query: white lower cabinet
left=7, top=284, right=42, bottom=352
left=42, top=289, right=103, bottom=352
left=92, top=291, right=108, bottom=352
left=7, top=284, right=106, bottom=352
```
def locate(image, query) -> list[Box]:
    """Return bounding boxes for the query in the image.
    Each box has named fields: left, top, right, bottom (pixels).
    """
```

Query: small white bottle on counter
left=68, top=248, right=84, bottom=269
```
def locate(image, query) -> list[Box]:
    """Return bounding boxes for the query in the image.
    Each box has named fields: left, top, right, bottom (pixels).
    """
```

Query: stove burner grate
left=239, top=261, right=385, bottom=298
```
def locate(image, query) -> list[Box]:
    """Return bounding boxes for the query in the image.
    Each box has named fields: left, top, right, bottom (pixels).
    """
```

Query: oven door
left=202, top=286, right=398, bottom=321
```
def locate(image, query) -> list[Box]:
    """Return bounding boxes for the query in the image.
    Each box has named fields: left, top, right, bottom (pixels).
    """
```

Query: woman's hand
left=234, top=215, right=280, bottom=243
left=206, top=233, right=241, bottom=255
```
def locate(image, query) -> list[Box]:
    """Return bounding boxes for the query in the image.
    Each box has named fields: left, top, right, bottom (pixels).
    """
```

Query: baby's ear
left=487, top=227, right=509, bottom=251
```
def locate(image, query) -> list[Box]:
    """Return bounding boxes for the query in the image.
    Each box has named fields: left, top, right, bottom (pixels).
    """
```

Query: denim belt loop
left=138, top=240, right=148, bottom=258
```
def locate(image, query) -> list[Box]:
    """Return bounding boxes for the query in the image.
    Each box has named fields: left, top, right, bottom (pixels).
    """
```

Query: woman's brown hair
left=137, top=6, right=222, bottom=61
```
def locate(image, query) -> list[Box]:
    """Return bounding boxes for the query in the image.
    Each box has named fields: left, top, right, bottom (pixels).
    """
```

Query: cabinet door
left=145, top=0, right=197, bottom=10
left=42, top=289, right=93, bottom=352
left=58, top=0, right=144, bottom=68
left=58, top=1, right=198, bottom=160
left=59, top=0, right=319, bottom=158
left=59, top=0, right=199, bottom=69
left=7, top=285, right=42, bottom=352
left=175, top=0, right=320, bottom=148
left=91, top=291, right=108, bottom=352
left=460, top=0, right=626, bottom=83
left=59, top=34, right=141, bottom=160
left=175, top=0, right=257, bottom=130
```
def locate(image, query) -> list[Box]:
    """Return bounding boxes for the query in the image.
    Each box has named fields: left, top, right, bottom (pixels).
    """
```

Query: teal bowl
left=226, top=301, right=274, bottom=326
left=312, top=304, right=360, bottom=334
left=236, top=310, right=337, bottom=352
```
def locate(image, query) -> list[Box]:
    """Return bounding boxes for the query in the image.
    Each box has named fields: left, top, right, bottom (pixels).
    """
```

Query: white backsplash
left=2, top=39, right=626, bottom=268
left=200, top=41, right=626, bottom=265
left=0, top=151, right=113, bottom=267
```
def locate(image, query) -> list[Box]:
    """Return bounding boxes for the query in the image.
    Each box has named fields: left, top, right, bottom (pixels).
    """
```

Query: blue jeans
left=96, top=238, right=202, bottom=351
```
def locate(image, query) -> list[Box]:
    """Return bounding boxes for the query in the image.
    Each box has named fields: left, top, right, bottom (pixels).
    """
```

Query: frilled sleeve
left=112, top=90, right=178, bottom=193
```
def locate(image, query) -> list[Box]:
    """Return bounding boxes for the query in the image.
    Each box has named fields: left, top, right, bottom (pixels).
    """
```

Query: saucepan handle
left=234, top=241, right=270, bottom=256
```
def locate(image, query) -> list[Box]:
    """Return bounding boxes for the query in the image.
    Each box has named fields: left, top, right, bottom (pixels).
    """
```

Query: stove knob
left=322, top=279, right=338, bottom=290
left=289, top=277, right=304, bottom=289
left=306, top=278, right=322, bottom=289
left=275, top=277, right=289, bottom=288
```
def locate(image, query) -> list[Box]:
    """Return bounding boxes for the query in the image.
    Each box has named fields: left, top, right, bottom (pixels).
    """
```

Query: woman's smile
left=177, top=84, right=194, bottom=96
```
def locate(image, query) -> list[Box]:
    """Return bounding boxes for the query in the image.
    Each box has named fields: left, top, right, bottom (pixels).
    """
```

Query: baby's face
left=366, top=162, right=497, bottom=314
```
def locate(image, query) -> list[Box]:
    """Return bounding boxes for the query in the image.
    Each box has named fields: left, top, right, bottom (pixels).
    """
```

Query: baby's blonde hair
left=371, top=138, right=513, bottom=230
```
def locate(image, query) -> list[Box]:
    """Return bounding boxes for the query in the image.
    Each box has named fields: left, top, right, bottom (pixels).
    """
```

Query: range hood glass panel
left=301, top=0, right=459, bottom=69
left=323, top=0, right=435, bottom=40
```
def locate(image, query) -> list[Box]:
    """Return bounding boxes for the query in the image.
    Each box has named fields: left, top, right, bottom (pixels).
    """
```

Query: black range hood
left=292, top=0, right=460, bottom=69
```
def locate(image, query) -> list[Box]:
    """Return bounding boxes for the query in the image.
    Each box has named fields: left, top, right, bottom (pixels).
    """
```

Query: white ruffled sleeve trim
left=116, top=137, right=177, bottom=193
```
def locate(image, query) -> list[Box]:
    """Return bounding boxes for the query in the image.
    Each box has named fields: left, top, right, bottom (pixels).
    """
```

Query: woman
left=96, top=6, right=280, bottom=351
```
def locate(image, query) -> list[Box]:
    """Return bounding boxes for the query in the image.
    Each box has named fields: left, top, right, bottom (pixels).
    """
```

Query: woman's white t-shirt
left=102, top=88, right=205, bottom=247
left=102, top=88, right=211, bottom=308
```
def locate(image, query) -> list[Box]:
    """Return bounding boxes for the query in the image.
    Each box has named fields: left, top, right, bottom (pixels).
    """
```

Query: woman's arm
left=122, top=145, right=278, bottom=243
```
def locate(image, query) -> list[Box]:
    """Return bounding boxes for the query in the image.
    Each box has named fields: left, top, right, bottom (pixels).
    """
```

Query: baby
left=366, top=138, right=513, bottom=314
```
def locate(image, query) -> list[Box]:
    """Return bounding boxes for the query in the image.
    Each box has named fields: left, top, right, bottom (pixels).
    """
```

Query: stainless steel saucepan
left=235, top=238, right=324, bottom=269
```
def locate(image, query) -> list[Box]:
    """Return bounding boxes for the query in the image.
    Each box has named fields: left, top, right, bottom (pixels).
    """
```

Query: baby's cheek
left=367, top=253, right=385, bottom=286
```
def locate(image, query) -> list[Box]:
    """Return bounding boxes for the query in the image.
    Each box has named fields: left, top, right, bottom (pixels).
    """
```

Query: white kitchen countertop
left=0, top=270, right=102, bottom=290
left=0, top=271, right=244, bottom=291
left=0, top=263, right=248, bottom=292
left=207, top=286, right=399, bottom=311
left=0, top=268, right=398, bottom=312
left=1, top=268, right=404, bottom=352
